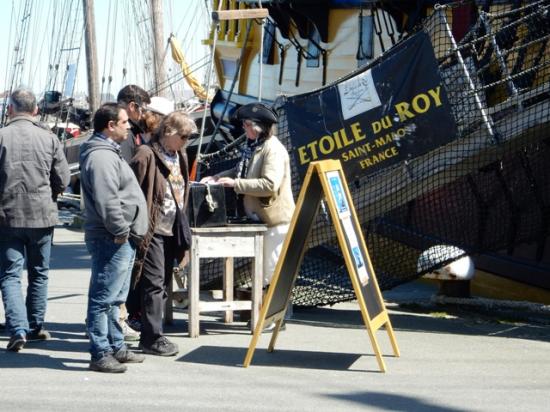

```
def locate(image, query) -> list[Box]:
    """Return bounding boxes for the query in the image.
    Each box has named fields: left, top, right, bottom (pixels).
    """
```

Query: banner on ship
left=284, top=31, right=457, bottom=180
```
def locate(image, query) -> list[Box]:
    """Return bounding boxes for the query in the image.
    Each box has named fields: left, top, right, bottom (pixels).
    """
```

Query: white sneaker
left=120, top=320, right=140, bottom=342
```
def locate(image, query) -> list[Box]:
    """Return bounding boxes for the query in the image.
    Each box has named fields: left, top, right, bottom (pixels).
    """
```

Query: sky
left=0, top=0, right=212, bottom=102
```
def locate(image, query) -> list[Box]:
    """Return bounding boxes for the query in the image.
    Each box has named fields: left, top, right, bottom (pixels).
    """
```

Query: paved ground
left=1, top=227, right=549, bottom=411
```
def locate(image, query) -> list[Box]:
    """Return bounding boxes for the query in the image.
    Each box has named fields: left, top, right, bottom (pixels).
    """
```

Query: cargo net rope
left=197, top=1, right=550, bottom=307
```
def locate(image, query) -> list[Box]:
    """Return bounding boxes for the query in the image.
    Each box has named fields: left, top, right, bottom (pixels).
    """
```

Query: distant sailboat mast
left=151, top=0, right=167, bottom=97
left=82, top=0, right=99, bottom=113
left=1, top=0, right=33, bottom=126
left=82, top=0, right=165, bottom=111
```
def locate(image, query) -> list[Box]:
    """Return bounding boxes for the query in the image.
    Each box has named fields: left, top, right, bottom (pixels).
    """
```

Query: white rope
left=258, top=1, right=264, bottom=101
left=195, top=15, right=220, bottom=178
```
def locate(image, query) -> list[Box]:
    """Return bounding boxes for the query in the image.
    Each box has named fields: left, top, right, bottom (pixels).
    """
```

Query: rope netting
left=198, top=1, right=550, bottom=307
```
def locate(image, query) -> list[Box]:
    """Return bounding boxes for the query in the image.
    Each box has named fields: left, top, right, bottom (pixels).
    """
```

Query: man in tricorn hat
left=201, top=102, right=295, bottom=329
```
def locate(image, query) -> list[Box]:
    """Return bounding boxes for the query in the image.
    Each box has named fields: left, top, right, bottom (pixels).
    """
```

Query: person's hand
left=200, top=176, right=218, bottom=184
left=217, top=177, right=235, bottom=188
left=114, top=234, right=128, bottom=244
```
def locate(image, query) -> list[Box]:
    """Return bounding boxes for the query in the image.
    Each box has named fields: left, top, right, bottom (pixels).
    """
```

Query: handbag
left=167, top=179, right=192, bottom=251
left=188, top=183, right=227, bottom=227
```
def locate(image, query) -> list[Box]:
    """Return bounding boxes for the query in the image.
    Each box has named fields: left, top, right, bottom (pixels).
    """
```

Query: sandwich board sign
left=243, top=159, right=400, bottom=372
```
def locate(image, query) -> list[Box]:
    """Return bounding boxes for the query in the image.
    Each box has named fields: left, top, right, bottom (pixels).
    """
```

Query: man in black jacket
left=116, top=84, right=151, bottom=162
left=116, top=84, right=151, bottom=339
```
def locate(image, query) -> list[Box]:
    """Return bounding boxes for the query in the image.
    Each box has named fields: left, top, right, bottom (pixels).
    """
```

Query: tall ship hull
left=199, top=0, right=550, bottom=306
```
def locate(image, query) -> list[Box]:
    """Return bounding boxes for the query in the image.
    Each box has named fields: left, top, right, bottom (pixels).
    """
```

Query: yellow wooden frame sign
left=243, top=159, right=400, bottom=372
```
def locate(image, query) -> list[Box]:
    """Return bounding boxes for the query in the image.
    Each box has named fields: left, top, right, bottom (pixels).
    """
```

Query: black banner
left=284, top=31, right=457, bottom=180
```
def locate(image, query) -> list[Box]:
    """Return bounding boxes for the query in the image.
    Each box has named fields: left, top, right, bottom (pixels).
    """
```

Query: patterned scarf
left=232, top=138, right=260, bottom=219
left=236, top=138, right=260, bottom=179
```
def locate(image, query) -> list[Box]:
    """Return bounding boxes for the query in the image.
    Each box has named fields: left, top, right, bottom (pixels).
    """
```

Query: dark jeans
left=140, top=234, right=176, bottom=346
left=86, top=237, right=135, bottom=361
left=0, top=227, right=53, bottom=337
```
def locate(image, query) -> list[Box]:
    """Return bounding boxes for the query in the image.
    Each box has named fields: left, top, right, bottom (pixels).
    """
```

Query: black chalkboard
left=266, top=170, right=323, bottom=320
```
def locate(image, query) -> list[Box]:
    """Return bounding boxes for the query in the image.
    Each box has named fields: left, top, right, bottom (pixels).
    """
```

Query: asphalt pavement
left=1, top=226, right=549, bottom=411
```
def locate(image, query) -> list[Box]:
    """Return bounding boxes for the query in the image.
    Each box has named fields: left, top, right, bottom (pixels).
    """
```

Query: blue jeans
left=0, top=227, right=53, bottom=337
left=86, top=238, right=136, bottom=361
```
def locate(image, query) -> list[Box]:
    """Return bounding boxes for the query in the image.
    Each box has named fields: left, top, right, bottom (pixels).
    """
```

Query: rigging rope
left=25, top=0, right=41, bottom=87
left=48, top=0, right=83, bottom=126
left=198, top=18, right=254, bottom=175
left=100, top=0, right=114, bottom=101
left=121, top=0, right=131, bottom=85
left=1, top=1, right=23, bottom=126
left=28, top=0, right=50, bottom=89
left=258, top=1, right=265, bottom=101
left=47, top=0, right=74, bottom=93
left=45, top=0, right=59, bottom=92
left=106, top=0, right=120, bottom=98
left=192, top=0, right=224, bottom=181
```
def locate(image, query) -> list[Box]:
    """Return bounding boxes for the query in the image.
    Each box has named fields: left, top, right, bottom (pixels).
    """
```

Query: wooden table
left=188, top=224, right=267, bottom=338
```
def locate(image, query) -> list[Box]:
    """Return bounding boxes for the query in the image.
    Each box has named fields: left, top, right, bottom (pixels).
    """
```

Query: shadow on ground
left=324, top=390, right=469, bottom=412
left=0, top=350, right=88, bottom=371
left=178, top=345, right=381, bottom=372
left=289, top=305, right=550, bottom=343
left=0, top=322, right=89, bottom=358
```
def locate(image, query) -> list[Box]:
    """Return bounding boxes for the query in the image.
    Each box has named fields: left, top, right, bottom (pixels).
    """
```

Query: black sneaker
left=27, top=328, right=51, bottom=341
left=89, top=354, right=127, bottom=373
left=7, top=333, right=26, bottom=352
left=127, top=318, right=142, bottom=332
left=113, top=348, right=145, bottom=363
left=140, top=336, right=179, bottom=357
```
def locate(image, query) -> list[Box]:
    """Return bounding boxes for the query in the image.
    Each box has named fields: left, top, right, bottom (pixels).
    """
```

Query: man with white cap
left=140, top=97, right=176, bottom=143
left=148, top=96, right=175, bottom=116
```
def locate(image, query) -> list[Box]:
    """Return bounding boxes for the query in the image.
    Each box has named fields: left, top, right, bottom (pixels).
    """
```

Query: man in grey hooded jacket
left=79, top=103, right=148, bottom=373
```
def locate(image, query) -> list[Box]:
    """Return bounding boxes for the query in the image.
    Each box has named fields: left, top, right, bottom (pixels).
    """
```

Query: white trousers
left=262, top=223, right=290, bottom=287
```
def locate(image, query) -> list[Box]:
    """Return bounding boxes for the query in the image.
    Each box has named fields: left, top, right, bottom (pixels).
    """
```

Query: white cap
left=146, top=96, right=175, bottom=116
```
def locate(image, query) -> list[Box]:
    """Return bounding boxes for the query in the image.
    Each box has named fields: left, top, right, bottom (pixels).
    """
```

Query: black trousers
left=140, top=234, right=176, bottom=346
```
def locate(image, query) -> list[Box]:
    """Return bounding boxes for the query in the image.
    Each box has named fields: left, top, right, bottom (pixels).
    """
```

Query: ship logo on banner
left=338, top=69, right=381, bottom=120
left=284, top=31, right=458, bottom=180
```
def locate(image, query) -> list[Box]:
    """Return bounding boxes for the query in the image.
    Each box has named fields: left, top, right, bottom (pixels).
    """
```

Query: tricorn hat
left=235, top=102, right=278, bottom=124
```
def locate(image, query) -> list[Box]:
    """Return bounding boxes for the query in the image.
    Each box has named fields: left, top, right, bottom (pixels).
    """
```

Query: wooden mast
left=82, top=0, right=99, bottom=112
left=151, top=0, right=167, bottom=97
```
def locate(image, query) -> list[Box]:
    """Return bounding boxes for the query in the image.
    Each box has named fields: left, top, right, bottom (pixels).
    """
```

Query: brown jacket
left=218, top=135, right=295, bottom=227
left=129, top=141, right=190, bottom=285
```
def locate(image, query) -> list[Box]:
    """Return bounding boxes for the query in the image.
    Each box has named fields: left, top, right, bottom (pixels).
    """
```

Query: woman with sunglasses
left=130, top=110, right=197, bottom=356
